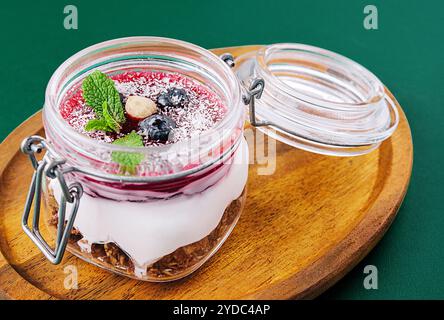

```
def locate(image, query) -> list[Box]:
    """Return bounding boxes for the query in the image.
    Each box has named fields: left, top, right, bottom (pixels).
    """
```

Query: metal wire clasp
left=220, top=53, right=235, bottom=68
left=218, top=53, right=268, bottom=128
left=21, top=136, right=83, bottom=264
left=243, top=78, right=270, bottom=127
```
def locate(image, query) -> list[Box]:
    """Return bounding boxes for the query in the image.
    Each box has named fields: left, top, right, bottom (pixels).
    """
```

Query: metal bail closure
left=241, top=77, right=291, bottom=134
left=220, top=53, right=235, bottom=68
left=21, top=136, right=83, bottom=264
left=242, top=78, right=266, bottom=127
left=220, top=53, right=282, bottom=132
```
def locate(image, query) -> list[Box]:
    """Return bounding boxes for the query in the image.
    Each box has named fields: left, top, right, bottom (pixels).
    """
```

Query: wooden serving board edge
left=247, top=95, right=413, bottom=299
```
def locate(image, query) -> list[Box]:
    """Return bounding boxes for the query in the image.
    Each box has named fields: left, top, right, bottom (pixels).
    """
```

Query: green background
left=0, top=0, right=443, bottom=299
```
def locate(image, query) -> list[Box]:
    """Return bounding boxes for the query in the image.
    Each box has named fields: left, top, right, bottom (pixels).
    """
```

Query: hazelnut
left=125, top=96, right=157, bottom=120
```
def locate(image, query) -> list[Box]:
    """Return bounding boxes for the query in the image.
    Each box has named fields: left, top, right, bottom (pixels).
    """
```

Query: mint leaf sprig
left=111, top=131, right=144, bottom=174
left=82, top=70, right=125, bottom=133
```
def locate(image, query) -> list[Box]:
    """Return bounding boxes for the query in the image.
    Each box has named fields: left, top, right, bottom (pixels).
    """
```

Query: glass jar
left=22, top=37, right=247, bottom=281
left=21, top=38, right=399, bottom=282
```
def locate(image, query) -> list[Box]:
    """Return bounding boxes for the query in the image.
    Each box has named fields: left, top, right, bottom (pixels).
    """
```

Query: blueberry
left=156, top=88, right=188, bottom=109
left=157, top=93, right=171, bottom=109
left=139, top=114, right=177, bottom=142
left=169, top=88, right=187, bottom=107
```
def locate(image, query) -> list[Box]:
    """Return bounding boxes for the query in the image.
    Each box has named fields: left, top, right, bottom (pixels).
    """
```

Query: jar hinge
left=219, top=53, right=287, bottom=132
left=20, top=136, right=83, bottom=264
left=220, top=52, right=235, bottom=68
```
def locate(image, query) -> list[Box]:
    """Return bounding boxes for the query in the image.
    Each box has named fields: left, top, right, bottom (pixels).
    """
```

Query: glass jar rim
left=44, top=36, right=242, bottom=155
left=43, top=36, right=244, bottom=180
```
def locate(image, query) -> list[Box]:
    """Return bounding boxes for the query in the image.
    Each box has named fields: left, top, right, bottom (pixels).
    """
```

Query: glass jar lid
left=234, top=43, right=399, bottom=156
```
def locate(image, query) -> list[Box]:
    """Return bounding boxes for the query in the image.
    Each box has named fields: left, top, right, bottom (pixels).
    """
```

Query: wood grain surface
left=0, top=46, right=413, bottom=300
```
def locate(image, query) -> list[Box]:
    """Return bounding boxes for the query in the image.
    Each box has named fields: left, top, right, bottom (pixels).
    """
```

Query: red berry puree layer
left=60, top=71, right=227, bottom=146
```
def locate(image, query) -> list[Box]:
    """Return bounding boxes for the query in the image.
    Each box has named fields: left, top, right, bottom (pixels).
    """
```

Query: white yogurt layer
left=50, top=138, right=249, bottom=275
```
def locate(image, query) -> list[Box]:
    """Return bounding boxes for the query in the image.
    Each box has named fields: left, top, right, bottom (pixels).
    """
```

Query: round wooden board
left=0, top=46, right=413, bottom=300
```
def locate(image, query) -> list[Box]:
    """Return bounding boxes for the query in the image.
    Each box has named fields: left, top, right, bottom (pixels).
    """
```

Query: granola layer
left=46, top=189, right=245, bottom=280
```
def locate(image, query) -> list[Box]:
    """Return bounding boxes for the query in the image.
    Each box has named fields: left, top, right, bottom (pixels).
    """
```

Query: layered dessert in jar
left=38, top=37, right=248, bottom=281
